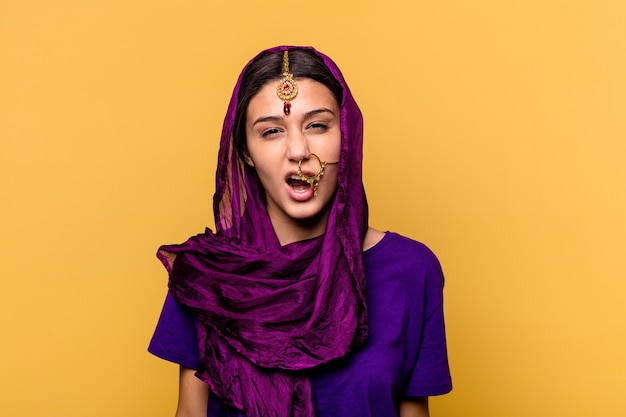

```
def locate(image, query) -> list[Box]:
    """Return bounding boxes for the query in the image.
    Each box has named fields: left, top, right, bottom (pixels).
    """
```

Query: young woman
left=149, top=46, right=452, bottom=417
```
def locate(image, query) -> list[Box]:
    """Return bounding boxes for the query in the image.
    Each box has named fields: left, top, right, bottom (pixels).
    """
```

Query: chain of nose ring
left=297, top=153, right=338, bottom=196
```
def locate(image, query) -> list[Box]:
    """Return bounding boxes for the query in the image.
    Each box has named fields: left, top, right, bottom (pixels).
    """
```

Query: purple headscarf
left=158, top=46, right=368, bottom=417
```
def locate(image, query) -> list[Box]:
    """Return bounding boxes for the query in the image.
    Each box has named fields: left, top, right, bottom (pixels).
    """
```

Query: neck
left=268, top=208, right=331, bottom=246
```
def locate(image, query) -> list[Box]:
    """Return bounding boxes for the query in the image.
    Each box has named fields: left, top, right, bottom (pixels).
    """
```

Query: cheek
left=246, top=154, right=277, bottom=187
left=331, top=134, right=342, bottom=160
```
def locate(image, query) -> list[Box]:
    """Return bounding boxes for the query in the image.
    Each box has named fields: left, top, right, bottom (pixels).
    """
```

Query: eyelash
left=261, top=128, right=282, bottom=138
left=308, top=122, right=328, bottom=131
left=260, top=122, right=329, bottom=138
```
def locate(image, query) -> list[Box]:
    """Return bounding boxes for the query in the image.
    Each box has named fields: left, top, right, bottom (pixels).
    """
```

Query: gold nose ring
left=297, top=153, right=338, bottom=196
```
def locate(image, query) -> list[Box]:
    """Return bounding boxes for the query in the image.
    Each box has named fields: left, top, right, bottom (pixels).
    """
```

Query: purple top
left=149, top=232, right=452, bottom=416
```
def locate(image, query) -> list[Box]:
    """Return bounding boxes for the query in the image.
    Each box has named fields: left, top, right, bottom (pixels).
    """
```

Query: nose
left=285, top=129, right=310, bottom=162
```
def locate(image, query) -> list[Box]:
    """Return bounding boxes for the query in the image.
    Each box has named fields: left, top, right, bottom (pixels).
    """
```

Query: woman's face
left=244, top=78, right=341, bottom=243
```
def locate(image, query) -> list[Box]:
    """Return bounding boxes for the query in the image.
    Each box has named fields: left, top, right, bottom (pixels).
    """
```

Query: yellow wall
left=2, top=1, right=625, bottom=416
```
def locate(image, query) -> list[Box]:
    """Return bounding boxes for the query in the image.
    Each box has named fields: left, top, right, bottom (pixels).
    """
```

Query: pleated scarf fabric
left=157, top=46, right=368, bottom=417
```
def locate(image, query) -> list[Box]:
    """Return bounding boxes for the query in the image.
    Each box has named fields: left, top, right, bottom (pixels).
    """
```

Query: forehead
left=246, top=78, right=339, bottom=117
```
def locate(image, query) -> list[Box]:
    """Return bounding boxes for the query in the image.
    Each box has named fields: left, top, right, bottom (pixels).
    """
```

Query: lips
left=285, top=172, right=315, bottom=200
left=287, top=175, right=311, bottom=191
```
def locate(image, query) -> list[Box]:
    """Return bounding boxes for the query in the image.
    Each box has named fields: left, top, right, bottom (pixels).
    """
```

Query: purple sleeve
left=404, top=256, right=452, bottom=397
left=148, top=291, right=201, bottom=370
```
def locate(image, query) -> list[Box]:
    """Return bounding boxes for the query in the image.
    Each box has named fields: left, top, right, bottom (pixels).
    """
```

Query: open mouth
left=287, top=175, right=311, bottom=192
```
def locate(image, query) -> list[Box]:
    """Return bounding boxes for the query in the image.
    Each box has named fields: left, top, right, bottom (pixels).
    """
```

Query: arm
left=399, top=397, right=429, bottom=417
left=175, top=366, right=209, bottom=417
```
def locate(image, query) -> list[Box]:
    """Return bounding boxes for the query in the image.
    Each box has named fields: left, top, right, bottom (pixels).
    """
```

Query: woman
left=149, top=46, right=452, bottom=417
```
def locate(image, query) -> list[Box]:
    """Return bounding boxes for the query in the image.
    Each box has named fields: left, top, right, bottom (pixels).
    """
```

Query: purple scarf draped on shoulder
left=157, top=46, right=368, bottom=417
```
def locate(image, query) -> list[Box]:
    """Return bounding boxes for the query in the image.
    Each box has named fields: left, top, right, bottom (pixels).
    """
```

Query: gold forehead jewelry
left=276, top=51, right=298, bottom=115
left=297, top=153, right=338, bottom=196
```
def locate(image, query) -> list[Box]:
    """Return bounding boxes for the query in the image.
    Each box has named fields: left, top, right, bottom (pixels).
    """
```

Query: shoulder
left=363, top=232, right=446, bottom=318
left=366, top=231, right=441, bottom=267
left=363, top=227, right=386, bottom=251
left=364, top=231, right=445, bottom=288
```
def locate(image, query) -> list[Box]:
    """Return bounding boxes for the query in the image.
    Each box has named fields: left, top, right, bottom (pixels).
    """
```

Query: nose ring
left=297, top=153, right=338, bottom=196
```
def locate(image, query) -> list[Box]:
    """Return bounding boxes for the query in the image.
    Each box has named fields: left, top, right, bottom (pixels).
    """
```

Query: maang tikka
left=276, top=51, right=298, bottom=115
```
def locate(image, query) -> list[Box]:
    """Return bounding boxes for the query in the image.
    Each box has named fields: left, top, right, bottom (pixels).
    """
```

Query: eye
left=261, top=127, right=282, bottom=138
left=307, top=122, right=329, bottom=131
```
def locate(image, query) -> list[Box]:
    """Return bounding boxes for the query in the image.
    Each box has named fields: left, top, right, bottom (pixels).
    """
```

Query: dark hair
left=233, top=49, right=343, bottom=158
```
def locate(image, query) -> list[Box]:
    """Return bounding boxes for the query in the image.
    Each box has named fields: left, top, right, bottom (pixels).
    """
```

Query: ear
left=243, top=151, right=255, bottom=167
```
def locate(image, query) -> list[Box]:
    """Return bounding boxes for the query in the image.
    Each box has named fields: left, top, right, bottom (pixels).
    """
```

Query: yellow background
left=2, top=0, right=625, bottom=416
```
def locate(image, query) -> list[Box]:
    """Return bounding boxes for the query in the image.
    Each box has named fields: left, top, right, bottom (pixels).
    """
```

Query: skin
left=176, top=367, right=208, bottom=417
left=244, top=78, right=342, bottom=245
left=174, top=78, right=428, bottom=417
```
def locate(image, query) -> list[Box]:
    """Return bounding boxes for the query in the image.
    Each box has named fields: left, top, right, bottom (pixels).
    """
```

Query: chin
left=287, top=203, right=329, bottom=222
left=270, top=197, right=333, bottom=227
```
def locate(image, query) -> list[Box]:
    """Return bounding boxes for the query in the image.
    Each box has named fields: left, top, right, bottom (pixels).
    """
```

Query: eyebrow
left=303, top=108, right=336, bottom=119
left=251, top=108, right=337, bottom=127
left=252, top=116, right=282, bottom=127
